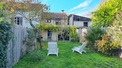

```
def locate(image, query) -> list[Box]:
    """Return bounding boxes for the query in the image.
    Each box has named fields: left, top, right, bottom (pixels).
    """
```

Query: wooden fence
left=6, top=25, right=36, bottom=68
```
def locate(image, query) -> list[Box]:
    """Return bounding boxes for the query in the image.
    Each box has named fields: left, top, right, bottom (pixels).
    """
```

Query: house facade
left=14, top=12, right=92, bottom=42
left=68, top=14, right=92, bottom=42
left=68, top=14, right=92, bottom=27
left=41, top=11, right=68, bottom=41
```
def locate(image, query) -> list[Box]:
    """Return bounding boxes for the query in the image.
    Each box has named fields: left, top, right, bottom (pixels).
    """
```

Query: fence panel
left=7, top=25, right=27, bottom=68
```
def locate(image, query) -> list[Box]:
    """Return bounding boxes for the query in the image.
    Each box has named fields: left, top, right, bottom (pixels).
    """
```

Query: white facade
left=15, top=13, right=39, bottom=28
left=73, top=21, right=92, bottom=27
left=69, top=14, right=92, bottom=27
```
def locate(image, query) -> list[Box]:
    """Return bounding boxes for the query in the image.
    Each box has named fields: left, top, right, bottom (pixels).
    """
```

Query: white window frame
left=15, top=17, right=23, bottom=25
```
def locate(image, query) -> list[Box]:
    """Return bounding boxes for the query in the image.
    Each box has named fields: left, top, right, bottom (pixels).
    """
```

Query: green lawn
left=13, top=42, right=122, bottom=68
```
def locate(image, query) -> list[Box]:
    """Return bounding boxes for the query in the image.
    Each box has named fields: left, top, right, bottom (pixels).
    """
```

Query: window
left=55, top=19, right=61, bottom=25
left=47, top=30, right=52, bottom=40
left=84, top=22, right=88, bottom=27
left=77, top=18, right=80, bottom=21
left=46, top=19, right=51, bottom=23
left=67, top=22, right=69, bottom=25
left=15, top=17, right=23, bottom=25
left=56, top=22, right=60, bottom=25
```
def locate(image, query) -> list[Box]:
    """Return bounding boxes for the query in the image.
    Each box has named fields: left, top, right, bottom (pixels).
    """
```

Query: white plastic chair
left=47, top=42, right=58, bottom=56
left=72, top=42, right=87, bottom=54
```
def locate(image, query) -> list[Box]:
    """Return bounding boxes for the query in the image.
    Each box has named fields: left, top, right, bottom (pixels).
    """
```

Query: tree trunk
left=37, top=30, right=42, bottom=48
left=29, top=19, right=42, bottom=48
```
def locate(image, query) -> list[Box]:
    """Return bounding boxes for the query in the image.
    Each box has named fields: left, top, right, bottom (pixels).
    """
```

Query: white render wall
left=69, top=15, right=73, bottom=26
left=15, top=13, right=39, bottom=28
left=74, top=21, right=92, bottom=27
left=45, top=19, right=68, bottom=25
left=69, top=15, right=92, bottom=27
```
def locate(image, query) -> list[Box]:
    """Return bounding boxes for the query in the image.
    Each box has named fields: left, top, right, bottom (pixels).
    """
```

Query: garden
left=13, top=42, right=122, bottom=68
left=0, top=0, right=122, bottom=68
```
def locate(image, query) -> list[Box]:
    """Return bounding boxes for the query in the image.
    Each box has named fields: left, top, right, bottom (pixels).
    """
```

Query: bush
left=96, top=34, right=120, bottom=56
left=85, top=27, right=105, bottom=49
left=70, top=34, right=79, bottom=42
left=27, top=49, right=43, bottom=62
left=69, top=26, right=79, bottom=42
left=24, top=28, right=37, bottom=46
left=23, top=28, right=37, bottom=53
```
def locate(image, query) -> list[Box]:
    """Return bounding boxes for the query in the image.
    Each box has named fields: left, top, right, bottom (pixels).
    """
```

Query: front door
left=47, top=30, right=52, bottom=41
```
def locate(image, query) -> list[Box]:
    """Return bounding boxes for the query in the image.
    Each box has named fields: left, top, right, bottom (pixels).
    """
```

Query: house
left=14, top=10, right=92, bottom=42
left=2, top=0, right=45, bottom=28
left=13, top=14, right=38, bottom=28
left=68, top=14, right=92, bottom=42
left=41, top=10, right=69, bottom=41
left=68, top=14, right=92, bottom=27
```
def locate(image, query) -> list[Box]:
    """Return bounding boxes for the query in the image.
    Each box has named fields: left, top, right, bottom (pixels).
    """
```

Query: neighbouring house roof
left=50, top=12, right=68, bottom=19
left=69, top=14, right=91, bottom=21
left=42, top=12, right=68, bottom=20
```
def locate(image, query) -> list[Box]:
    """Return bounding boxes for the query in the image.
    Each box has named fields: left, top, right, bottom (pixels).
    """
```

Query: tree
left=92, top=0, right=122, bottom=45
left=91, top=0, right=122, bottom=55
left=1, top=0, right=49, bottom=48
left=92, top=0, right=122, bottom=27
left=58, top=21, right=69, bottom=41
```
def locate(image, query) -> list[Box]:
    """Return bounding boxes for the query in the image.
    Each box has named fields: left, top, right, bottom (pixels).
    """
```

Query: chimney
left=62, top=10, right=64, bottom=12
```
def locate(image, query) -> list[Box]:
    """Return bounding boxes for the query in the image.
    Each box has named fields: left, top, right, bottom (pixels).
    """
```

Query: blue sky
left=39, top=0, right=101, bottom=17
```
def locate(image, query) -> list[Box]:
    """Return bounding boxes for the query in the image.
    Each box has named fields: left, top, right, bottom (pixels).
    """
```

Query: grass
left=13, top=42, right=122, bottom=68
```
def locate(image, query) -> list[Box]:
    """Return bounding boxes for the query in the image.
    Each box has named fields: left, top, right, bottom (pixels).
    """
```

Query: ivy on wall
left=36, top=23, right=61, bottom=32
left=0, top=21, right=12, bottom=68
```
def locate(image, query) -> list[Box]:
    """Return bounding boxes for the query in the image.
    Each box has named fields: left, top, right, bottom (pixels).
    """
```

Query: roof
left=50, top=12, right=67, bottom=19
left=69, top=14, right=91, bottom=21
left=42, top=12, right=68, bottom=19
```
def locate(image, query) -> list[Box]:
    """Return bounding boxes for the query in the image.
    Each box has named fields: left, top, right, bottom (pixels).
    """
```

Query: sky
left=39, top=0, right=102, bottom=18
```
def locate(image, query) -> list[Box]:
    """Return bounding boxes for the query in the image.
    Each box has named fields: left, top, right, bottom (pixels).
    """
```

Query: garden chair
left=47, top=42, right=58, bottom=56
left=72, top=42, right=87, bottom=54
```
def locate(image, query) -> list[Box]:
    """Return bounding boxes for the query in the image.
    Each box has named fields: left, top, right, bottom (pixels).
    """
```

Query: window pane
left=84, top=22, right=88, bottom=27
left=14, top=17, right=23, bottom=25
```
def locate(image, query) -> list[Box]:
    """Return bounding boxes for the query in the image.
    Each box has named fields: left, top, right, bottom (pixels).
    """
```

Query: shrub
left=69, top=26, right=79, bottom=42
left=27, top=49, right=43, bottom=62
left=24, top=28, right=37, bottom=46
left=85, top=27, right=105, bottom=49
left=23, top=28, right=37, bottom=53
left=96, top=34, right=120, bottom=56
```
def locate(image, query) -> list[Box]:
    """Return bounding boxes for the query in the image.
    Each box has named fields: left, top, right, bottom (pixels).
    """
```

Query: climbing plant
left=0, top=3, right=12, bottom=66
left=0, top=21, right=12, bottom=68
left=36, top=23, right=61, bottom=32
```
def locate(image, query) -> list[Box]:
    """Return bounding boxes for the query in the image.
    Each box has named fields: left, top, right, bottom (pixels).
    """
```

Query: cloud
left=76, top=11, right=92, bottom=18
left=76, top=4, right=99, bottom=18
left=68, top=0, right=92, bottom=12
left=69, top=7, right=87, bottom=14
